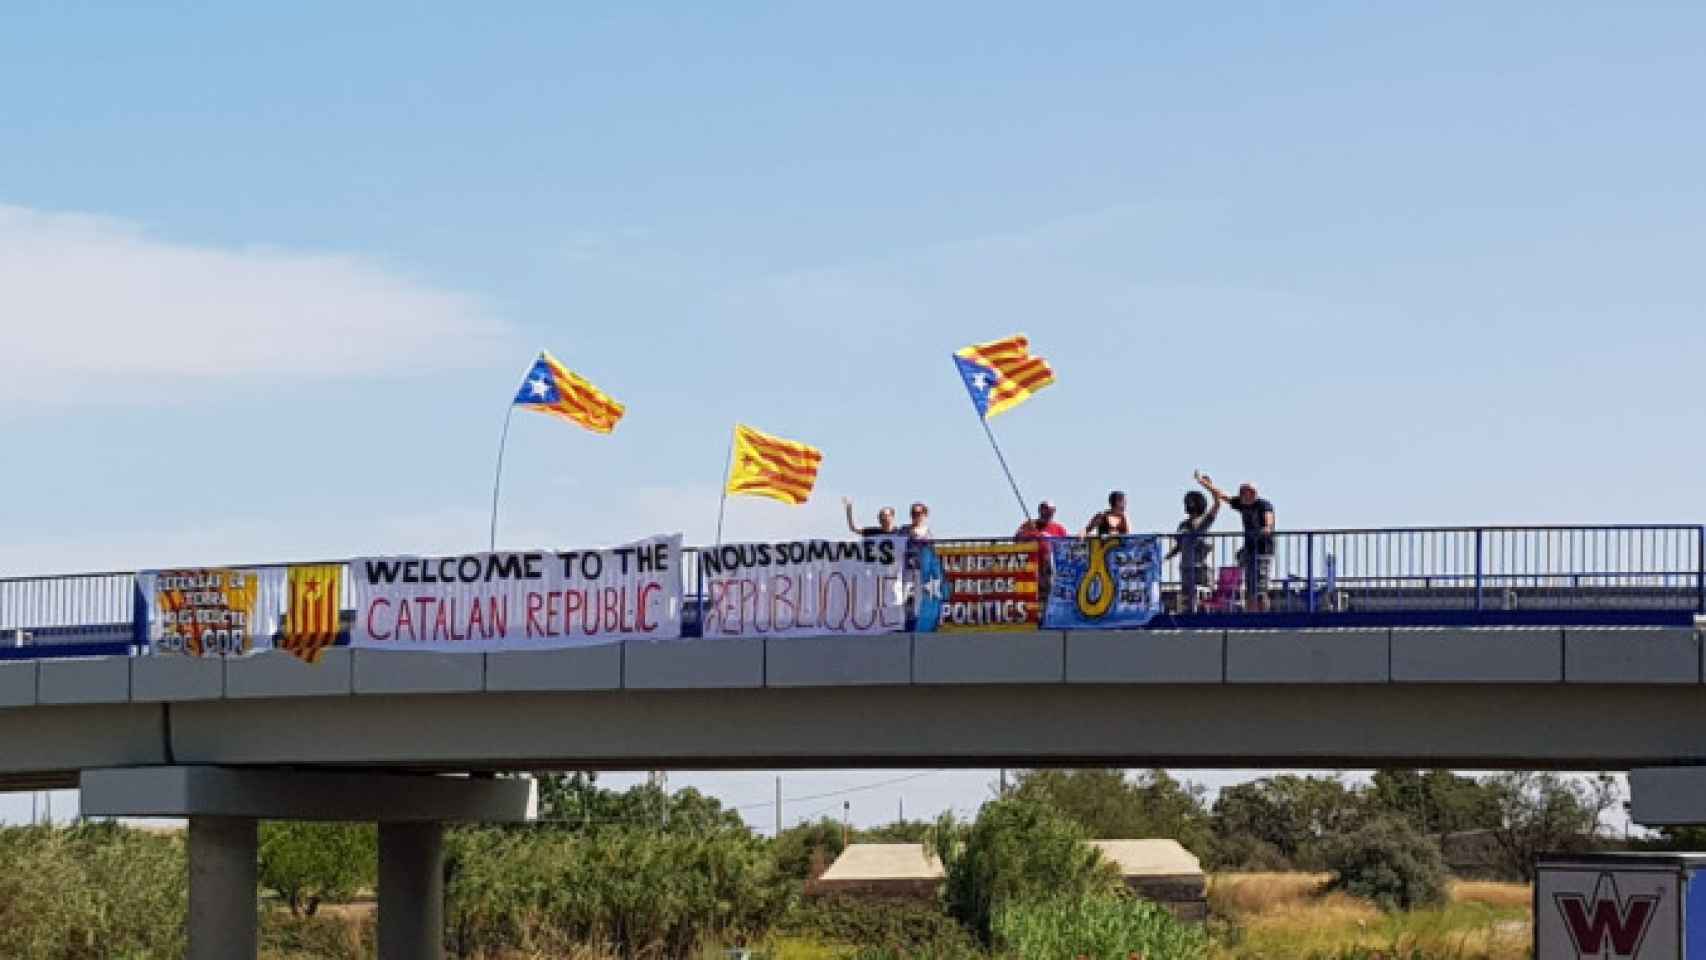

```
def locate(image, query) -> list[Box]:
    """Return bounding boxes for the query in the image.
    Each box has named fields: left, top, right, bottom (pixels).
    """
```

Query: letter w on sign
left=1556, top=874, right=1659, bottom=958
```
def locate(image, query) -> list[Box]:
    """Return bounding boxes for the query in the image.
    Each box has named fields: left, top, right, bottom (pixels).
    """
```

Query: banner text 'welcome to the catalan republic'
left=351, top=535, right=683, bottom=651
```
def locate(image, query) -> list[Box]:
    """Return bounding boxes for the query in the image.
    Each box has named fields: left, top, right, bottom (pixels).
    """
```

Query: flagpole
left=714, top=427, right=735, bottom=547
left=979, top=415, right=1032, bottom=524
left=488, top=404, right=517, bottom=552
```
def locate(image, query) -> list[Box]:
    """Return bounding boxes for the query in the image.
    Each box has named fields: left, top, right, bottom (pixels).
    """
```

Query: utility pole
left=898, top=797, right=904, bottom=823
left=774, top=777, right=782, bottom=838
left=999, top=769, right=1008, bottom=796
left=842, top=801, right=850, bottom=849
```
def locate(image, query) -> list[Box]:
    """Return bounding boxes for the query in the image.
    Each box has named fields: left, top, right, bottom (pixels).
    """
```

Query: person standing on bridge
left=1218, top=481, right=1276, bottom=611
left=1085, top=490, right=1131, bottom=537
left=902, top=501, right=932, bottom=541
left=1168, top=472, right=1223, bottom=612
left=844, top=497, right=898, bottom=538
left=1015, top=500, right=1068, bottom=539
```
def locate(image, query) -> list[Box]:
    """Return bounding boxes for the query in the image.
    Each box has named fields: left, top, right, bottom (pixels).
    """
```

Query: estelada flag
left=952, top=334, right=1055, bottom=419
left=512, top=350, right=626, bottom=434
left=281, top=564, right=342, bottom=664
left=725, top=424, right=823, bottom=506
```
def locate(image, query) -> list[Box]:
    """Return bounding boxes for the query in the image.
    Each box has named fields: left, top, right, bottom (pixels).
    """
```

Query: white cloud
left=0, top=204, right=511, bottom=407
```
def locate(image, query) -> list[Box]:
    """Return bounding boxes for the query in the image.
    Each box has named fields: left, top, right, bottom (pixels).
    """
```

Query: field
left=1207, top=873, right=1532, bottom=960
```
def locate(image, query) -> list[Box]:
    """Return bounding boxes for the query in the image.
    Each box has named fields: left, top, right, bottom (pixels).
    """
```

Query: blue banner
left=1042, top=535, right=1164, bottom=629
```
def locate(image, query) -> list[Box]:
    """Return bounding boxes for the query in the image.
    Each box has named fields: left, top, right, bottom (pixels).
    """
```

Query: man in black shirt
left=1218, top=482, right=1276, bottom=611
left=843, top=497, right=897, bottom=538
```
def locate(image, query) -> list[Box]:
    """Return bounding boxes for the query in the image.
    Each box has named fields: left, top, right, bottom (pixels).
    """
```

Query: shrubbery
left=992, top=894, right=1208, bottom=960
left=1323, top=817, right=1448, bottom=911
left=929, top=797, right=1121, bottom=944
left=0, top=823, right=186, bottom=959
left=780, top=895, right=980, bottom=956
left=445, top=824, right=789, bottom=959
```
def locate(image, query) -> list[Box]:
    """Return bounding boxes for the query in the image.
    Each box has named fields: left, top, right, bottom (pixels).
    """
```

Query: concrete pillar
left=187, top=816, right=257, bottom=960
left=379, top=821, right=445, bottom=960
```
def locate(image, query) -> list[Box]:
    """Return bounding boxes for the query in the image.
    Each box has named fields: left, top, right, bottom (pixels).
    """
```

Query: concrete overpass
left=2, top=626, right=1705, bottom=783
left=6, top=624, right=1705, bottom=959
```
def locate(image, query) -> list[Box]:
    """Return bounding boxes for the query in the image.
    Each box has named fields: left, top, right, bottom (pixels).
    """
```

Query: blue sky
left=2, top=2, right=1700, bottom=827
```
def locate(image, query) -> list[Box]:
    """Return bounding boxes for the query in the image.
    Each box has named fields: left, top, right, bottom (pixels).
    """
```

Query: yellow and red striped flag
left=281, top=564, right=342, bottom=664
left=512, top=350, right=626, bottom=434
left=725, top=424, right=823, bottom=506
left=953, top=334, right=1055, bottom=419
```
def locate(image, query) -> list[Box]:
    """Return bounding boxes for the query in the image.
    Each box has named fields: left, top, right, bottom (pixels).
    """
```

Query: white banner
left=698, top=537, right=907, bottom=639
left=351, top=535, right=683, bottom=651
left=138, top=568, right=287, bottom=657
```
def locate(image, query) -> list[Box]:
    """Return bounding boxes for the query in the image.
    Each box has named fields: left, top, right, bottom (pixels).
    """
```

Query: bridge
left=3, top=523, right=1704, bottom=959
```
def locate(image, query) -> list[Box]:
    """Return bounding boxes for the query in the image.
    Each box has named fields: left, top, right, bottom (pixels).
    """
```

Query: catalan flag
left=513, top=350, right=626, bottom=434
left=725, top=424, right=823, bottom=506
left=953, top=334, right=1055, bottom=419
left=281, top=564, right=342, bottom=664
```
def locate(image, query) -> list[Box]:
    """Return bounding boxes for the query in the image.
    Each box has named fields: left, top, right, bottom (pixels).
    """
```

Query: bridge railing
left=1144, top=525, right=1705, bottom=616
left=0, top=525, right=1700, bottom=656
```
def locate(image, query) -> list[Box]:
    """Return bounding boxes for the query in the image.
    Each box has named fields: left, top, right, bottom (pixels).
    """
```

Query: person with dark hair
left=902, top=501, right=931, bottom=541
left=843, top=497, right=897, bottom=538
left=1084, top=490, right=1130, bottom=537
left=1015, top=500, right=1068, bottom=540
left=1167, top=472, right=1223, bottom=611
left=1214, top=480, right=1276, bottom=611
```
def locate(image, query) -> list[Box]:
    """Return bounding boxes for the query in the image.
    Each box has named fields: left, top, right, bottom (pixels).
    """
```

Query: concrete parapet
left=225, top=648, right=353, bottom=699
left=766, top=633, right=912, bottom=687
left=131, top=655, right=224, bottom=702
left=624, top=637, right=764, bottom=689
left=1066, top=630, right=1224, bottom=684
left=1226, top=629, right=1389, bottom=684
left=913, top=632, right=1064, bottom=684
left=0, top=661, right=37, bottom=708
left=37, top=655, right=131, bottom=704
left=1565, top=627, right=1700, bottom=684
left=485, top=644, right=623, bottom=692
left=354, top=650, right=484, bottom=695
left=1390, top=628, right=1561, bottom=683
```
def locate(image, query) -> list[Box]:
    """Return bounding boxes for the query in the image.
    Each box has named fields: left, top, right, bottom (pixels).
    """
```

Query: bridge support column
left=379, top=822, right=444, bottom=960
left=187, top=815, right=257, bottom=960
left=79, top=766, right=529, bottom=960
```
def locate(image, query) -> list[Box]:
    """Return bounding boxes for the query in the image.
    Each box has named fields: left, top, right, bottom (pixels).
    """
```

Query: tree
left=532, top=772, right=748, bottom=837
left=927, top=797, right=1120, bottom=944
left=258, top=821, right=376, bottom=916
left=1010, top=769, right=1213, bottom=858
left=1209, top=774, right=1365, bottom=870
left=1483, top=772, right=1619, bottom=881
left=1365, top=769, right=1502, bottom=838
left=773, top=817, right=846, bottom=882
left=1323, top=816, right=1449, bottom=910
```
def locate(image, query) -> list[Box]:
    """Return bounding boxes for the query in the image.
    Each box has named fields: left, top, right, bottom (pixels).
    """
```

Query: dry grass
left=1207, top=871, right=1330, bottom=916
left=1208, top=873, right=1532, bottom=960
left=1451, top=879, right=1531, bottom=910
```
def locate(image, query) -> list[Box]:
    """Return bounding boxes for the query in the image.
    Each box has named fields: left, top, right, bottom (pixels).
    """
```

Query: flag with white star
left=512, top=350, right=625, bottom=434
left=953, top=334, right=1055, bottom=418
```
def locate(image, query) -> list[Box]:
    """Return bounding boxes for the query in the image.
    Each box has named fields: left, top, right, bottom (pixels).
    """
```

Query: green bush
left=779, top=896, right=979, bottom=956
left=929, top=797, right=1120, bottom=945
left=258, top=821, right=377, bottom=916
left=0, top=823, right=187, bottom=959
left=1323, top=817, right=1448, bottom=911
left=446, top=824, right=790, bottom=959
left=992, top=894, right=1208, bottom=960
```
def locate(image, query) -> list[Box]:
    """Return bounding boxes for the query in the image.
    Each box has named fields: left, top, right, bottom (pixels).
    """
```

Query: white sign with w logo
left=1538, top=864, right=1678, bottom=959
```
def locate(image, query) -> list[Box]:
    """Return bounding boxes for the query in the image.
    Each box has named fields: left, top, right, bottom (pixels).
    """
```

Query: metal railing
left=0, top=525, right=1700, bottom=658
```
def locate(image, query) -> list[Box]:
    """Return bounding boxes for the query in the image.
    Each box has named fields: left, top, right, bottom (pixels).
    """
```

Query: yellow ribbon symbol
left=1076, top=538, right=1118, bottom=619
